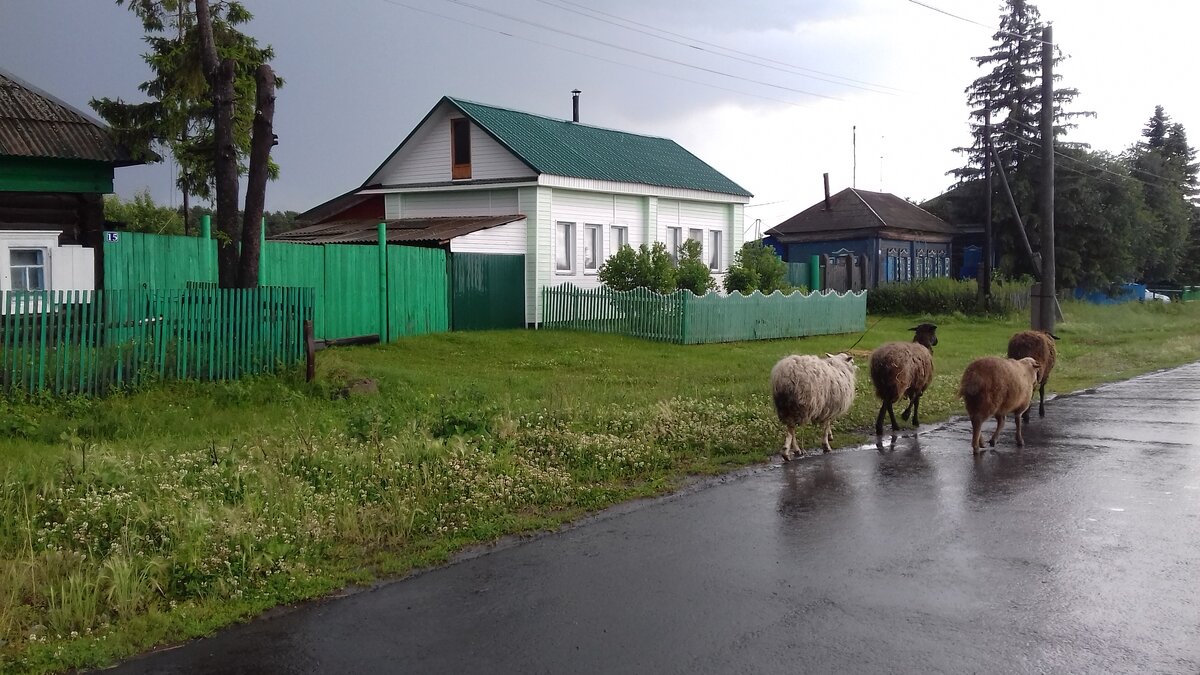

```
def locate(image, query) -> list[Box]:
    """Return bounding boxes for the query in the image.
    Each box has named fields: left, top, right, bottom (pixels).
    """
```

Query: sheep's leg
left=1038, top=382, right=1046, bottom=418
left=970, top=417, right=983, bottom=453
left=822, top=422, right=833, bottom=453
left=887, top=402, right=900, bottom=432
left=911, top=395, right=921, bottom=428
left=989, top=414, right=1005, bottom=447
left=900, top=398, right=913, bottom=421
left=875, top=401, right=900, bottom=435
left=781, top=425, right=795, bottom=461
left=1014, top=413, right=1025, bottom=447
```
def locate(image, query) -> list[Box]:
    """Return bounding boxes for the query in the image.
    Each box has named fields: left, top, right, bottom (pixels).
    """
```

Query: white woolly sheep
left=958, top=356, right=1042, bottom=454
left=1007, top=330, right=1058, bottom=422
left=770, top=352, right=857, bottom=460
left=869, top=323, right=939, bottom=436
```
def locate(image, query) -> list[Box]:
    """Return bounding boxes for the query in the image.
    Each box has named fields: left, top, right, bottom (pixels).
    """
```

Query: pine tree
left=93, top=0, right=279, bottom=286
left=1130, top=107, right=1199, bottom=282
left=949, top=0, right=1092, bottom=279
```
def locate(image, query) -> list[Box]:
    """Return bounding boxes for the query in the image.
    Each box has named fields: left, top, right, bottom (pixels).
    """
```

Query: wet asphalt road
left=107, top=364, right=1200, bottom=674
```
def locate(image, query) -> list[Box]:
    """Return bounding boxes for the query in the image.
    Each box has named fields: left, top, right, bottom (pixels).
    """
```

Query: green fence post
left=378, top=222, right=389, bottom=343
left=258, top=216, right=267, bottom=287
left=809, top=254, right=821, bottom=292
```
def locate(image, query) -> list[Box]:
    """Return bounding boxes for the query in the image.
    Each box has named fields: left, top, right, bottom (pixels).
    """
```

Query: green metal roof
left=446, top=97, right=751, bottom=198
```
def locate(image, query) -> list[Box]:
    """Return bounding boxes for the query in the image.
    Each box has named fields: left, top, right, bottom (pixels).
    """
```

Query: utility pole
left=1038, top=25, right=1057, bottom=333
left=984, top=108, right=993, bottom=307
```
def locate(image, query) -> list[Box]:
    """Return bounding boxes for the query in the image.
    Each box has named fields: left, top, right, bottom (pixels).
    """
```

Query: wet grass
left=3, top=298, right=1200, bottom=672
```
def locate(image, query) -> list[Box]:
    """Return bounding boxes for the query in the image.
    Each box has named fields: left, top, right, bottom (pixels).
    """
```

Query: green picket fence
left=0, top=287, right=313, bottom=396
left=1181, top=286, right=1200, bottom=302
left=541, top=284, right=866, bottom=344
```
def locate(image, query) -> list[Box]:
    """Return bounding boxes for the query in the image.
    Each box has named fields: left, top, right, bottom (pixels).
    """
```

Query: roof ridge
left=849, top=188, right=887, bottom=228
left=447, top=95, right=674, bottom=142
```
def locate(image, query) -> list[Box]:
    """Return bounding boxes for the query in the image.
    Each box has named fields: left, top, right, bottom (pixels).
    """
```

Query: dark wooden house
left=764, top=184, right=958, bottom=288
left=0, top=68, right=143, bottom=291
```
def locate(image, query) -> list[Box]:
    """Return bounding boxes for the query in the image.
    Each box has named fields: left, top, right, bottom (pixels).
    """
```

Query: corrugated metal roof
left=365, top=97, right=751, bottom=198
left=0, top=68, right=137, bottom=164
left=450, top=98, right=751, bottom=197
left=765, top=188, right=958, bottom=241
left=271, top=215, right=525, bottom=245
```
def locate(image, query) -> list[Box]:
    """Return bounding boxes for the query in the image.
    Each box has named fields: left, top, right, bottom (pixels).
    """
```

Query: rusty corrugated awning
left=271, top=215, right=525, bottom=245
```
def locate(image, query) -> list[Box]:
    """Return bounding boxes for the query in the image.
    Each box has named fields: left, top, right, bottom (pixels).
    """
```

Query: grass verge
left=2, top=299, right=1199, bottom=672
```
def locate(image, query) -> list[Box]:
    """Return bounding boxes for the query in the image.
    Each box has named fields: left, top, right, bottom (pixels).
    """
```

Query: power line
left=373, top=0, right=817, bottom=109
left=532, top=0, right=905, bottom=96
left=903, top=0, right=1051, bottom=45
left=436, top=0, right=843, bottom=101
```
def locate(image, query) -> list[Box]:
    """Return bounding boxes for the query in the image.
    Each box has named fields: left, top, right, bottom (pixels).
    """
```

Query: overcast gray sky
left=2, top=0, right=1196, bottom=234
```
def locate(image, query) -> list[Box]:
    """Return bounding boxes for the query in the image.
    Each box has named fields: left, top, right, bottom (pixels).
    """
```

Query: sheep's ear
left=1049, top=333, right=1060, bottom=340
left=825, top=352, right=835, bottom=359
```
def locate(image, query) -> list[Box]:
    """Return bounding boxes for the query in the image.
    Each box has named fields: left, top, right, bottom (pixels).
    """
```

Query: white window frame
left=555, top=221, right=576, bottom=274
left=610, top=225, right=628, bottom=254
left=10, top=248, right=48, bottom=292
left=667, top=226, right=682, bottom=262
left=708, top=231, right=722, bottom=271
left=583, top=224, right=601, bottom=273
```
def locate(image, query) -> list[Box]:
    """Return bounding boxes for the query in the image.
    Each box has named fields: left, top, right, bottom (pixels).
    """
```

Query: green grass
left=3, top=299, right=1200, bottom=673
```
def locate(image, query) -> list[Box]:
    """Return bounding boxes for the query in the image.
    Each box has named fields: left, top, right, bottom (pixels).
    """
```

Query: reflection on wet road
left=108, top=364, right=1200, bottom=674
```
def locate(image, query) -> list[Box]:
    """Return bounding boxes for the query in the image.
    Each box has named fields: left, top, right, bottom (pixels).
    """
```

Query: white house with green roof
left=353, top=96, right=752, bottom=325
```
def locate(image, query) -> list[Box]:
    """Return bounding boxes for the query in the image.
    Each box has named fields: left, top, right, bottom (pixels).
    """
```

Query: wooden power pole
left=1038, top=24, right=1057, bottom=333
left=982, top=109, right=993, bottom=307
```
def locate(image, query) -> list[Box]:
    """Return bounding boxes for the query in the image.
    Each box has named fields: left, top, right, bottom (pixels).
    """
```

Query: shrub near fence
left=541, top=284, right=866, bottom=344
left=0, top=287, right=313, bottom=396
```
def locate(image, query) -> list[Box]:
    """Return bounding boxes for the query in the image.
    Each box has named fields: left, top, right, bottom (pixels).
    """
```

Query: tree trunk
left=195, top=0, right=240, bottom=288
left=237, top=64, right=276, bottom=288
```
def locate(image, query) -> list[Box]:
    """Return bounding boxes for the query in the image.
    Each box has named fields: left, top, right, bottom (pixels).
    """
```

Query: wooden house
left=0, top=68, right=143, bottom=293
left=296, top=95, right=752, bottom=324
left=764, top=183, right=957, bottom=288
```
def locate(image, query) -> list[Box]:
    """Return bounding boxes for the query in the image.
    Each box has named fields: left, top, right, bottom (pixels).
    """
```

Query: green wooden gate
left=388, top=246, right=449, bottom=337
left=322, top=245, right=381, bottom=341
left=451, top=253, right=525, bottom=330
left=260, top=241, right=326, bottom=338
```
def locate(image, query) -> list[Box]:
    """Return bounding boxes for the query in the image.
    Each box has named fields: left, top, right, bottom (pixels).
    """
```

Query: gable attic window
left=451, top=118, right=471, bottom=179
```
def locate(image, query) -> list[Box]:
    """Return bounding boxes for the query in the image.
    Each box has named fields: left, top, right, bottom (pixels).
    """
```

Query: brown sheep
left=771, top=353, right=858, bottom=460
left=869, top=323, right=938, bottom=436
left=958, top=356, right=1042, bottom=454
left=1007, top=330, right=1058, bottom=422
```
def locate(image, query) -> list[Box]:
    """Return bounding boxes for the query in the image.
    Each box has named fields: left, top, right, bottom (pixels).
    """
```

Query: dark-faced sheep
left=1007, top=330, right=1058, bottom=421
left=958, top=356, right=1041, bottom=454
left=869, top=323, right=938, bottom=436
left=770, top=352, right=857, bottom=460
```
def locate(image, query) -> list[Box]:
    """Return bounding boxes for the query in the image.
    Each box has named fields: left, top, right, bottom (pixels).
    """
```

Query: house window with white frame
left=583, top=224, right=601, bottom=272
left=556, top=222, right=575, bottom=273
left=708, top=231, right=722, bottom=271
left=667, top=226, right=682, bottom=261
left=610, top=225, right=628, bottom=254
left=10, top=249, right=47, bottom=291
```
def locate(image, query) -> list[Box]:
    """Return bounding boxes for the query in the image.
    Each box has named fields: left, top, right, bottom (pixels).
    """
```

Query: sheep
left=869, top=323, right=939, bottom=436
left=770, top=352, right=857, bottom=460
left=958, top=356, right=1042, bottom=454
left=1007, top=330, right=1058, bottom=422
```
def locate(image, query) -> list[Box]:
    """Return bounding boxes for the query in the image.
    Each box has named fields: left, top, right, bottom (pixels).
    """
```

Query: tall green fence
left=0, top=287, right=313, bottom=396
left=541, top=284, right=866, bottom=344
left=107, top=229, right=453, bottom=343
left=1182, top=286, right=1200, bottom=302
left=104, top=231, right=217, bottom=289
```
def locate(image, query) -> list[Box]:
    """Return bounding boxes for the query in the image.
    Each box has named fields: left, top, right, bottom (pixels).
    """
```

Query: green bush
left=598, top=243, right=677, bottom=294
left=675, top=240, right=716, bottom=295
left=723, top=242, right=790, bottom=295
